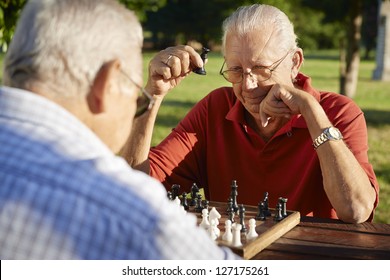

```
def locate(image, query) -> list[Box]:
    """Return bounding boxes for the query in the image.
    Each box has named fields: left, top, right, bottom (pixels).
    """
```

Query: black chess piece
left=190, top=183, right=199, bottom=206
left=230, top=180, right=239, bottom=212
left=227, top=205, right=235, bottom=223
left=171, top=184, right=180, bottom=200
left=167, top=191, right=173, bottom=200
left=195, top=194, right=203, bottom=213
left=201, top=199, right=209, bottom=210
left=274, top=202, right=283, bottom=221
left=279, top=197, right=288, bottom=217
left=226, top=197, right=233, bottom=213
left=181, top=192, right=189, bottom=210
left=193, top=47, right=210, bottom=75
left=255, top=201, right=266, bottom=221
left=263, top=192, right=271, bottom=216
left=239, top=204, right=247, bottom=233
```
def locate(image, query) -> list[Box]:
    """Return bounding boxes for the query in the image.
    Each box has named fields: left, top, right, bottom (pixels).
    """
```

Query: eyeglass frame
left=120, top=70, right=154, bottom=118
left=219, top=50, right=294, bottom=84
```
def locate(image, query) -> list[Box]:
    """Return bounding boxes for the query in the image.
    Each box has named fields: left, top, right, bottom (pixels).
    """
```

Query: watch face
left=328, top=127, right=341, bottom=139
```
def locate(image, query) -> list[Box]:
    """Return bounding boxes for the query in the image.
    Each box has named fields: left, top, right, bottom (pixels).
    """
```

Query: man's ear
left=291, top=48, right=304, bottom=80
left=87, top=59, right=121, bottom=114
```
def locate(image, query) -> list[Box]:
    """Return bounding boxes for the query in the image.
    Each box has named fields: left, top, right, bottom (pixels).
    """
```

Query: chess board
left=190, top=201, right=301, bottom=259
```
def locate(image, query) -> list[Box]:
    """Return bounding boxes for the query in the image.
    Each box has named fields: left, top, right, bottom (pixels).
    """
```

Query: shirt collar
left=0, top=86, right=112, bottom=159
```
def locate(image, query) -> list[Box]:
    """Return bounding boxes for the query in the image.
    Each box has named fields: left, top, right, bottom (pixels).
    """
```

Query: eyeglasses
left=219, top=50, right=292, bottom=84
left=120, top=70, right=154, bottom=118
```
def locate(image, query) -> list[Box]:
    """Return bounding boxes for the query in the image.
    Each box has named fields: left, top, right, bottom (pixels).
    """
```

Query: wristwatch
left=312, top=126, right=343, bottom=149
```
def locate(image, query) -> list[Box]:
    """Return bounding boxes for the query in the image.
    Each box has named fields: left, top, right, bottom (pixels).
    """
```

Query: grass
left=1, top=51, right=389, bottom=223
left=143, top=50, right=390, bottom=224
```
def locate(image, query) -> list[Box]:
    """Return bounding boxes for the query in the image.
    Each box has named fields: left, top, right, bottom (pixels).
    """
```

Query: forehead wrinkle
left=250, top=28, right=279, bottom=65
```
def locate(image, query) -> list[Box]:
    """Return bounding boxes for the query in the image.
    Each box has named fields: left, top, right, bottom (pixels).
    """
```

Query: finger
left=259, top=102, right=271, bottom=127
left=180, top=45, right=203, bottom=68
left=167, top=51, right=192, bottom=76
left=149, top=58, right=172, bottom=80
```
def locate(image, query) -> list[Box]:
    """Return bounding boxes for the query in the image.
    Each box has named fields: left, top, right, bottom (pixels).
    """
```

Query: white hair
left=221, top=4, right=298, bottom=55
left=3, top=0, right=143, bottom=97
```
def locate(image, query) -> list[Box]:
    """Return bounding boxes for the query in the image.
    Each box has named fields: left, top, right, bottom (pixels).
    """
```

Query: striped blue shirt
left=0, top=86, right=239, bottom=260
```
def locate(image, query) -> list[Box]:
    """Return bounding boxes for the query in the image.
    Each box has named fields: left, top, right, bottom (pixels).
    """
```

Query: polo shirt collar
left=225, top=72, right=321, bottom=130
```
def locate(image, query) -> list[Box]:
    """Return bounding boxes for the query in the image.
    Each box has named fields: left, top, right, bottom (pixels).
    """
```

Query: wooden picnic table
left=252, top=216, right=390, bottom=259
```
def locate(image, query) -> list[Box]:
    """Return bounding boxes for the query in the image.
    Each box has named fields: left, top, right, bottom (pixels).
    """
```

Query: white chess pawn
left=174, top=196, right=181, bottom=206
left=246, top=218, right=258, bottom=241
left=199, top=208, right=210, bottom=230
left=208, top=219, right=218, bottom=241
left=173, top=196, right=186, bottom=214
left=231, top=223, right=242, bottom=247
left=222, top=220, right=233, bottom=243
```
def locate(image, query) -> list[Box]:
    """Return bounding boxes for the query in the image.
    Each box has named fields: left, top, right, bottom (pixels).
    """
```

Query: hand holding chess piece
left=193, top=47, right=210, bottom=75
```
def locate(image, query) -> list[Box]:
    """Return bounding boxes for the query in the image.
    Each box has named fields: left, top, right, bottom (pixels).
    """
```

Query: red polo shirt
left=149, top=73, right=379, bottom=220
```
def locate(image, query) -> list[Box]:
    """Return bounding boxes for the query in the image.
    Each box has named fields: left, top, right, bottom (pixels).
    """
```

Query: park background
left=1, top=0, right=389, bottom=223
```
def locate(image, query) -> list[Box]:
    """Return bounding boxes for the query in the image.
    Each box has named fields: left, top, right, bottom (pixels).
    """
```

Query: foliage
left=119, top=0, right=167, bottom=21
left=0, top=0, right=27, bottom=52
left=0, top=0, right=380, bottom=53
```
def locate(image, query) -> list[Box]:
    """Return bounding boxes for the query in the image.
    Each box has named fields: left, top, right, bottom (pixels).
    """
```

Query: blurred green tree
left=0, top=0, right=27, bottom=52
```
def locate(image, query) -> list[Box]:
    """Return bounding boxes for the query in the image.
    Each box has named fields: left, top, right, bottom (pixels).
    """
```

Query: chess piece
left=208, top=219, right=218, bottom=241
left=193, top=47, right=210, bottom=75
left=195, top=194, right=203, bottom=213
left=200, top=208, right=210, bottom=230
left=202, top=199, right=209, bottom=210
left=274, top=202, right=283, bottom=221
left=226, top=199, right=235, bottom=222
left=222, top=220, right=233, bottom=243
left=255, top=201, right=266, bottom=221
left=167, top=191, right=173, bottom=200
left=190, top=183, right=199, bottom=206
left=181, top=192, right=189, bottom=210
left=239, top=204, right=247, bottom=233
left=246, top=218, right=258, bottom=241
left=171, top=184, right=180, bottom=200
left=226, top=197, right=233, bottom=213
left=228, top=208, right=235, bottom=223
left=174, top=196, right=181, bottom=206
left=230, top=180, right=239, bottom=212
left=209, top=207, right=221, bottom=237
left=263, top=191, right=271, bottom=216
left=279, top=197, right=288, bottom=217
left=231, top=223, right=242, bottom=247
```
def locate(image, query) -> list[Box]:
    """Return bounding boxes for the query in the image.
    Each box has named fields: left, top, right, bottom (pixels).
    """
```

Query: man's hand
left=146, top=45, right=204, bottom=97
left=259, top=83, right=312, bottom=127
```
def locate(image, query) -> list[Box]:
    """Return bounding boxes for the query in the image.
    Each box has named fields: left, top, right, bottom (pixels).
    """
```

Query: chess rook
left=279, top=197, right=288, bottom=217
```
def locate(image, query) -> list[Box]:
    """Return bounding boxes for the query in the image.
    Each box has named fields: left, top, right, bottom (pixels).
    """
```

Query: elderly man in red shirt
left=122, top=4, right=379, bottom=223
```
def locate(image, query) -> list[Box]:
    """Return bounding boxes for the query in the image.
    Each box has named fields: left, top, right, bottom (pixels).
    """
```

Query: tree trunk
left=340, top=0, right=363, bottom=98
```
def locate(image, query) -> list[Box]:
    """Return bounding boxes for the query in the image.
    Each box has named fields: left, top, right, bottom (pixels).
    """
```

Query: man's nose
left=242, top=72, right=258, bottom=91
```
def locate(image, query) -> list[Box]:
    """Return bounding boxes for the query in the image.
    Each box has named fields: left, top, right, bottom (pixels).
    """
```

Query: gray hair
left=221, top=4, right=298, bottom=55
left=3, top=0, right=143, bottom=97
